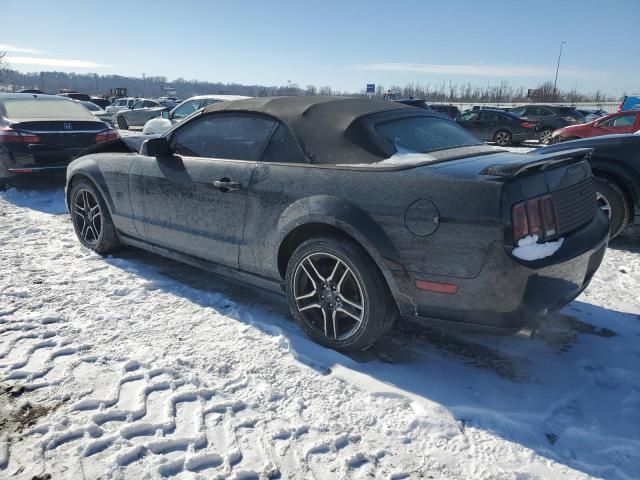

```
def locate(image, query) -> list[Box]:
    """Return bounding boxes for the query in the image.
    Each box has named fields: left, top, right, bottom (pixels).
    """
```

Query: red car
left=552, top=110, right=640, bottom=142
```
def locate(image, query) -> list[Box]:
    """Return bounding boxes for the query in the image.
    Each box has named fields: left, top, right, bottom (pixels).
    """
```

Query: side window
left=262, top=123, right=307, bottom=164
left=511, top=107, right=526, bottom=116
left=132, top=100, right=143, bottom=109
left=459, top=112, right=478, bottom=121
left=612, top=114, right=637, bottom=127
left=202, top=99, right=222, bottom=107
left=172, top=99, right=202, bottom=120
left=478, top=112, right=498, bottom=121
left=171, top=114, right=276, bottom=161
left=114, top=99, right=125, bottom=107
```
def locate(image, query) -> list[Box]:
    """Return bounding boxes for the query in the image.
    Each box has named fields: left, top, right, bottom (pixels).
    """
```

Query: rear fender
left=273, top=194, right=404, bottom=291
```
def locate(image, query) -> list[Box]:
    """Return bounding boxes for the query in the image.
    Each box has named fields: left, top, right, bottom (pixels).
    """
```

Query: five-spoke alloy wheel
left=293, top=252, right=365, bottom=341
left=73, top=188, right=102, bottom=245
left=286, top=235, right=395, bottom=352
left=69, top=179, right=121, bottom=253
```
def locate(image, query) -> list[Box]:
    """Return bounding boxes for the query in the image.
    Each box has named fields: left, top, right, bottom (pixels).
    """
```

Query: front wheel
left=69, top=179, right=121, bottom=253
left=595, top=178, right=630, bottom=239
left=285, top=236, right=395, bottom=352
left=117, top=116, right=129, bottom=130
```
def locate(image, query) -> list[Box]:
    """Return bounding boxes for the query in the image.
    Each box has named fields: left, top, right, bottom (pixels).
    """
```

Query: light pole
left=142, top=73, right=146, bottom=97
left=553, top=41, right=566, bottom=101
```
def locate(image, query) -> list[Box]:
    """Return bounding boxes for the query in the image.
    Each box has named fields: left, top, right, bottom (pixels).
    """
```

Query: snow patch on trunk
left=512, top=235, right=564, bottom=261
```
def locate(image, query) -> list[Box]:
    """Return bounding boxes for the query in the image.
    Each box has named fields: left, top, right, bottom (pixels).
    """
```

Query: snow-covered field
left=1, top=183, right=639, bottom=480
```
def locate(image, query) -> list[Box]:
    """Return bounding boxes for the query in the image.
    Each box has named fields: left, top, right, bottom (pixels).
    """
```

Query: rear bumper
left=388, top=210, right=610, bottom=334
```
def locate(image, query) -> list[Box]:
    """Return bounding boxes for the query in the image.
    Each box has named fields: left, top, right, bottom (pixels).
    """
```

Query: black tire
left=595, top=177, right=630, bottom=239
left=493, top=130, right=512, bottom=146
left=285, top=235, right=396, bottom=352
left=117, top=116, right=129, bottom=130
left=539, top=128, right=553, bottom=145
left=69, top=179, right=121, bottom=253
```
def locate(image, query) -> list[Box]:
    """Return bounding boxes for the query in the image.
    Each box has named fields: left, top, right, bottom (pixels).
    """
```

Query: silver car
left=115, top=99, right=179, bottom=130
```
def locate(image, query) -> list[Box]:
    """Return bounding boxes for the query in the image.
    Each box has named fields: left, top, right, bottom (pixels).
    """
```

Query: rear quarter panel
left=242, top=163, right=503, bottom=281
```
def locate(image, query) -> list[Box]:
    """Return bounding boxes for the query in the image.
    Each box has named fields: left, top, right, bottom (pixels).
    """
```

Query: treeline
left=0, top=68, right=620, bottom=104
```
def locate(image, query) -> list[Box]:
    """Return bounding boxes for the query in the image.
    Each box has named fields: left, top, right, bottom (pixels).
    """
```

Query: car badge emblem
left=64, top=123, right=72, bottom=130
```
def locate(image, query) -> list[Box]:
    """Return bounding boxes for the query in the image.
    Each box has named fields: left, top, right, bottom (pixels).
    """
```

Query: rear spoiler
left=480, top=148, right=593, bottom=178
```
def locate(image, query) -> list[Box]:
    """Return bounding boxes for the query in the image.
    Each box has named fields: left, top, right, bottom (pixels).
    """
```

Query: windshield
left=376, top=116, right=482, bottom=156
left=2, top=98, right=98, bottom=120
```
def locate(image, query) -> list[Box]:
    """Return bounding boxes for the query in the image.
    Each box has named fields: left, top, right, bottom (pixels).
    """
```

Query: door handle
left=213, top=178, right=240, bottom=192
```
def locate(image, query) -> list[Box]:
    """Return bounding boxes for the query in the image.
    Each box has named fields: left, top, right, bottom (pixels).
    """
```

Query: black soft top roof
left=203, top=96, right=415, bottom=164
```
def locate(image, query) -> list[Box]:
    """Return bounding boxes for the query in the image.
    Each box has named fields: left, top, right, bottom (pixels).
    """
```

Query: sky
left=2, top=0, right=639, bottom=95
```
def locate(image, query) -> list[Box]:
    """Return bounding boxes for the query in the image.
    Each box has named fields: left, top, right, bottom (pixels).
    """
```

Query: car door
left=475, top=111, right=498, bottom=139
left=456, top=111, right=480, bottom=138
left=595, top=113, right=639, bottom=135
left=135, top=112, right=277, bottom=267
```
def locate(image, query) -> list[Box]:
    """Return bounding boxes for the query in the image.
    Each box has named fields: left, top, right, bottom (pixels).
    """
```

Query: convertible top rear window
left=2, top=98, right=97, bottom=120
left=376, top=116, right=482, bottom=158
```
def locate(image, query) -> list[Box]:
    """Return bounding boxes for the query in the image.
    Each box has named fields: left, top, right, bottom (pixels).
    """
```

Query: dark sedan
left=65, top=96, right=608, bottom=352
left=510, top=105, right=586, bottom=144
left=456, top=109, right=538, bottom=145
left=0, top=94, right=118, bottom=190
left=537, top=134, right=640, bottom=238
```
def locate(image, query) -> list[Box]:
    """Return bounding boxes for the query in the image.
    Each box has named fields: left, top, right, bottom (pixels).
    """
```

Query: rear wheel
left=595, top=177, right=630, bottom=239
left=539, top=128, right=553, bottom=145
left=285, top=235, right=395, bottom=352
left=117, top=116, right=129, bottom=130
left=69, top=179, right=120, bottom=253
left=493, top=130, right=512, bottom=146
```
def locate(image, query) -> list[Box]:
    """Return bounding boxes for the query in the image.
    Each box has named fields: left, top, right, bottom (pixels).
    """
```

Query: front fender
left=66, top=155, right=116, bottom=214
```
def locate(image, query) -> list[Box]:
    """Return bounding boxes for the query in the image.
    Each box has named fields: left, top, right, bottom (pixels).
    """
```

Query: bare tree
left=0, top=51, right=7, bottom=81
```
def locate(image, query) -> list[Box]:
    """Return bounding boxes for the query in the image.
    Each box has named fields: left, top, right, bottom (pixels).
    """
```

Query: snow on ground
left=1, top=183, right=639, bottom=480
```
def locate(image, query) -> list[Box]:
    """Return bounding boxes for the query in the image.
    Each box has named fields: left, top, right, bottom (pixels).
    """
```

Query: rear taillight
left=0, top=127, right=41, bottom=143
left=511, top=194, right=558, bottom=243
left=95, top=129, right=119, bottom=143
left=521, top=122, right=534, bottom=129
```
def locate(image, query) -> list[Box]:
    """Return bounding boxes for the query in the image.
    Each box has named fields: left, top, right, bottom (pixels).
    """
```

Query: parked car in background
left=428, top=104, right=461, bottom=118
left=538, top=134, right=640, bottom=238
left=619, top=95, right=640, bottom=111
left=66, top=96, right=608, bottom=352
left=551, top=111, right=640, bottom=143
left=90, top=97, right=111, bottom=110
left=510, top=105, right=585, bottom=144
left=0, top=93, right=117, bottom=190
left=105, top=97, right=138, bottom=114
left=576, top=108, right=608, bottom=122
left=142, top=95, right=250, bottom=135
left=456, top=109, right=537, bottom=145
left=58, top=92, right=92, bottom=102
left=18, top=89, right=45, bottom=94
left=393, top=98, right=431, bottom=110
left=114, top=99, right=178, bottom=130
left=77, top=100, right=114, bottom=126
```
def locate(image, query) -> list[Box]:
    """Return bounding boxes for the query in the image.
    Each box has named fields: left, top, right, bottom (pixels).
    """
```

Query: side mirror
left=143, top=137, right=172, bottom=157
left=161, top=110, right=170, bottom=119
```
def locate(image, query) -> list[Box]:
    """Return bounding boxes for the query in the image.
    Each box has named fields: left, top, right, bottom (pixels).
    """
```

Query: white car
left=105, top=97, right=138, bottom=114
left=142, top=95, right=250, bottom=135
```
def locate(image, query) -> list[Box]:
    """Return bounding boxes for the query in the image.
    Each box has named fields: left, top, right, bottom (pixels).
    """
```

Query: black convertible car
left=65, top=96, right=609, bottom=351
left=537, top=134, right=640, bottom=238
